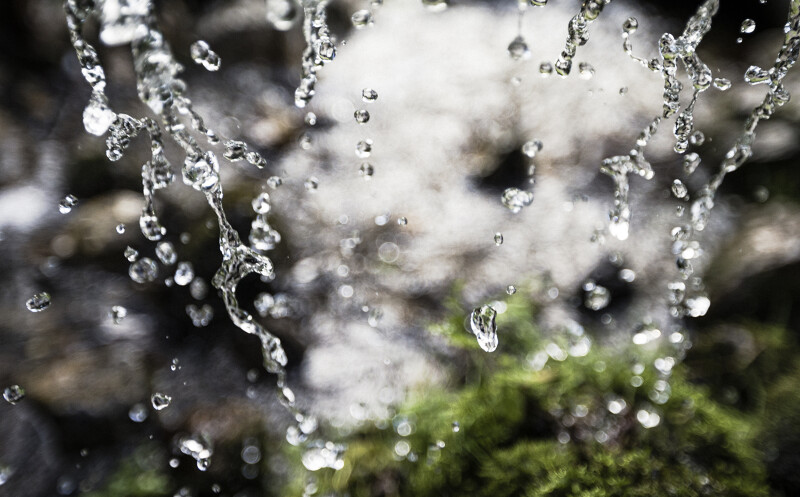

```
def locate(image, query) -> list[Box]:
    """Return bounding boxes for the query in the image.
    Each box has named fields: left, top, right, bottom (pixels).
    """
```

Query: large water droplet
left=251, top=193, right=271, bottom=214
left=26, top=292, right=51, bottom=312
left=356, top=139, right=373, bottom=158
left=351, top=9, right=373, bottom=28
left=671, top=179, right=688, bottom=199
left=740, top=19, right=756, bottom=34
left=124, top=246, right=139, bottom=262
left=469, top=305, right=498, bottom=352
left=266, top=0, right=301, bottom=31
left=155, top=241, right=177, bottom=265
left=3, top=385, right=25, bottom=405
left=361, top=88, right=378, bottom=102
left=354, top=109, right=370, bottom=124
left=507, top=36, right=530, bottom=61
left=182, top=151, right=220, bottom=192
left=622, top=17, right=639, bottom=35
left=174, top=262, right=195, bottom=286
left=494, top=232, right=503, bottom=245
left=501, top=188, right=534, bottom=213
left=129, top=258, right=159, bottom=284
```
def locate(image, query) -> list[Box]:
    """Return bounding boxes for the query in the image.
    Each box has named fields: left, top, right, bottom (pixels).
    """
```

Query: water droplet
left=128, top=403, right=148, bottom=422
left=186, top=304, right=214, bottom=327
left=671, top=179, right=688, bottom=199
left=298, top=132, right=312, bottom=150
left=245, top=151, right=267, bottom=169
left=183, top=151, right=220, bottom=192
left=622, top=17, right=639, bottom=35
left=689, top=130, right=705, bottom=146
left=422, top=0, right=448, bottom=12
left=356, top=139, right=373, bottom=158
left=151, top=392, right=172, bottom=410
left=578, top=62, right=595, bottom=80
left=115, top=223, right=126, bottom=234
left=501, top=188, right=534, bottom=213
left=361, top=88, right=378, bottom=102
left=494, top=232, right=504, bottom=245
left=636, top=409, right=661, bottom=428
left=354, top=109, right=370, bottom=124
left=506, top=285, right=517, bottom=295
left=266, top=0, right=301, bottom=31
left=304, top=177, right=319, bottom=191
left=254, top=293, right=275, bottom=317
left=250, top=217, right=281, bottom=251
left=619, top=86, right=628, bottom=95
left=740, top=19, right=756, bottom=34
left=83, top=95, right=116, bottom=136
left=351, top=9, right=373, bottom=28
left=507, top=36, right=530, bottom=61
left=190, top=40, right=221, bottom=71
left=683, top=152, right=701, bottom=175
left=174, top=262, right=195, bottom=286
left=539, top=62, right=553, bottom=76
left=139, top=212, right=166, bottom=241
left=267, top=176, right=283, bottom=189
left=59, top=194, right=78, bottom=214
left=223, top=140, right=247, bottom=161
left=129, top=258, right=158, bottom=284
left=179, top=435, right=213, bottom=471
left=110, top=305, right=127, bottom=324
left=521, top=140, right=543, bottom=158
left=685, top=295, right=710, bottom=317
left=397, top=217, right=408, bottom=226
left=469, top=305, right=498, bottom=352
left=252, top=193, right=271, bottom=214
left=124, top=246, right=139, bottom=262
left=713, top=78, right=731, bottom=90
left=318, top=40, right=336, bottom=61
left=359, top=163, right=374, bottom=179
left=3, top=385, right=25, bottom=404
left=368, top=307, right=383, bottom=327
left=583, top=282, right=610, bottom=310
left=155, top=241, right=177, bottom=265
left=26, top=292, right=51, bottom=312
left=452, top=421, right=460, bottom=432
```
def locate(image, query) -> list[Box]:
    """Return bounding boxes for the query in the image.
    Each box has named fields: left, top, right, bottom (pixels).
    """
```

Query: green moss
left=298, top=295, right=771, bottom=497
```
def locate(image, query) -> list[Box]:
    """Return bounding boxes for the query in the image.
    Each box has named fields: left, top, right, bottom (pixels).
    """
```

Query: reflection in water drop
left=26, top=292, right=51, bottom=312
left=469, top=305, right=498, bottom=352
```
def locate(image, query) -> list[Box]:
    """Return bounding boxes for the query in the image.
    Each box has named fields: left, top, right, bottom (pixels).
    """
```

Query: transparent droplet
left=151, top=392, right=172, bottom=410
left=713, top=78, right=731, bottom=90
left=59, top=195, right=78, bottom=214
left=26, top=292, right=51, bottom=312
left=115, top=223, right=126, bottom=234
left=83, top=96, right=116, bottom=136
left=223, top=140, right=247, bottom=162
left=689, top=130, right=705, bottom=146
left=506, top=285, right=517, bottom=295
left=578, top=62, right=595, bottom=80
left=179, top=435, right=213, bottom=472
left=298, top=132, right=312, bottom=150
left=622, top=17, right=639, bottom=35
left=354, top=109, right=370, bottom=124
left=521, top=140, right=543, bottom=158
left=683, top=152, right=701, bottom=175
left=318, top=40, right=336, bottom=61
left=254, top=292, right=275, bottom=317
left=422, top=0, right=448, bottom=12
left=507, top=36, right=530, bottom=61
left=351, top=9, right=373, bottom=28
left=539, top=62, right=553, bottom=76
left=190, top=40, right=221, bottom=71
left=361, top=88, right=378, bottom=103
left=740, top=19, right=756, bottom=34
left=671, top=179, right=688, bottom=199
left=397, top=217, right=408, bottom=226
left=494, top=232, right=503, bottom=245
left=304, top=177, right=319, bottom=192
left=3, top=385, right=25, bottom=404
left=501, top=188, right=534, bottom=213
left=129, top=258, right=158, bottom=284
left=584, top=283, right=610, bottom=311
left=252, top=192, right=271, bottom=214
left=245, top=151, right=267, bottom=168
left=356, top=139, right=373, bottom=158
left=139, top=212, right=166, bottom=241
left=155, top=241, right=177, bottom=265
left=128, top=403, right=148, bottom=422
left=174, top=262, right=194, bottom=286
left=359, top=163, right=374, bottom=179
left=452, top=421, right=460, bottom=432
left=182, top=151, right=220, bottom=192
left=110, top=305, right=127, bottom=324
left=469, top=305, right=498, bottom=352
left=267, top=176, right=283, bottom=189
left=124, top=246, right=139, bottom=262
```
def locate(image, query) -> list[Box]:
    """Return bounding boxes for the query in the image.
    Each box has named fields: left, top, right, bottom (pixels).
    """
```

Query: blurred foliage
left=288, top=294, right=777, bottom=497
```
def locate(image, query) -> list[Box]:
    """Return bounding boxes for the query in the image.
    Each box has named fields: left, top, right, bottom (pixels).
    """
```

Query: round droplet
left=354, top=109, right=370, bottom=124
left=182, top=151, right=220, bottom=192
left=267, top=176, right=283, bottom=189
left=252, top=192, right=271, bottom=214
left=129, top=258, right=158, bottom=284
left=190, top=40, right=221, bottom=71
left=115, top=223, right=126, bottom=234
left=305, top=112, right=317, bottom=126
left=622, top=17, right=638, bottom=35
left=151, top=392, right=172, bottom=410
left=494, top=232, right=503, bottom=245
left=361, top=88, right=378, bottom=102
left=469, top=305, right=498, bottom=352
left=452, top=421, right=460, bottom=432
left=683, top=152, right=701, bottom=175
left=501, top=188, right=534, bottom=213
left=506, top=285, right=517, bottom=295
left=110, top=305, right=127, bottom=324
left=507, top=36, right=530, bottom=61
left=397, top=217, right=408, bottom=226
left=174, top=262, right=195, bottom=286
left=155, top=241, right=177, bottom=265
left=671, top=179, right=688, bottom=199
left=83, top=96, right=116, bottom=136
left=578, top=62, right=595, bottom=80
left=689, top=130, right=705, bottom=146
left=59, top=195, right=78, bottom=214
left=3, top=385, right=25, bottom=404
left=584, top=283, right=610, bottom=311
left=266, top=0, right=301, bottom=31
left=351, top=9, right=373, bottom=28
left=26, top=292, right=51, bottom=312
left=619, top=86, right=628, bottom=95
left=539, top=62, right=553, bottom=76
left=740, top=19, right=756, bottom=34
left=304, top=177, right=319, bottom=192
left=356, top=139, right=373, bottom=158
left=298, top=132, right=312, bottom=150
left=223, top=140, right=247, bottom=162
left=521, top=140, right=543, bottom=158
left=124, top=246, right=139, bottom=262
left=359, top=163, right=374, bottom=179
left=713, top=78, right=731, bottom=91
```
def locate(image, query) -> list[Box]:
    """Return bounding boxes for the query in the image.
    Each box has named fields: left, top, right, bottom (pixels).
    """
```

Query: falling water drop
left=223, top=140, right=247, bottom=161
left=305, top=177, right=319, bottom=191
left=672, top=179, right=688, bottom=199
left=174, top=262, right=195, bottom=286
left=469, top=305, right=498, bottom=352
left=452, top=421, right=460, bottom=432
left=129, top=258, right=158, bottom=283
left=304, top=112, right=317, bottom=126
left=361, top=88, right=378, bottom=102
left=507, top=36, right=530, bottom=61
left=110, top=305, right=127, bottom=324
left=151, top=392, right=172, bottom=410
left=521, top=140, right=543, bottom=158
left=539, top=62, right=553, bottom=76
left=359, top=163, right=374, bottom=179
left=3, top=385, right=25, bottom=404
left=115, top=223, right=126, bottom=234
left=59, top=195, right=78, bottom=214
left=713, top=78, right=731, bottom=90
left=267, top=176, right=283, bottom=189
left=265, top=0, right=301, bottom=31
left=494, top=232, right=503, bottom=245
left=124, top=246, right=139, bottom=262
left=190, top=41, right=221, bottom=71
left=683, top=152, right=701, bottom=175
left=354, top=109, right=370, bottom=124
left=578, top=62, right=595, bottom=80
left=506, top=285, right=517, bottom=295
left=83, top=96, right=116, bottom=136
left=252, top=193, right=272, bottom=214
left=690, top=131, right=705, bottom=146
left=356, top=139, right=373, bottom=158
left=740, top=19, right=756, bottom=34
left=397, top=217, right=408, bottom=226
left=155, top=241, right=177, bottom=265
left=622, top=17, right=639, bottom=35
left=351, top=10, right=373, bottom=28
left=26, top=292, right=51, bottom=313
left=583, top=282, right=610, bottom=310
left=501, top=188, right=534, bottom=213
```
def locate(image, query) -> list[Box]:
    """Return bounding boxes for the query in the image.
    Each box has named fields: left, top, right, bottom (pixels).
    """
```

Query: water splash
left=469, top=304, right=498, bottom=352
left=555, top=0, right=612, bottom=76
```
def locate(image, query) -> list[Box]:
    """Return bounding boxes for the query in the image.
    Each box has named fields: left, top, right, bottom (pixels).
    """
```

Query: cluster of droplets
left=249, top=192, right=282, bottom=252
left=554, top=0, right=612, bottom=77
left=294, top=1, right=335, bottom=108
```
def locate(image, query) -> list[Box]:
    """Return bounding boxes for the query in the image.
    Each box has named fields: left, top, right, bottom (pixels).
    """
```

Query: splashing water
left=469, top=305, right=499, bottom=352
